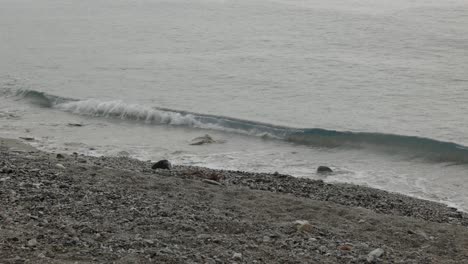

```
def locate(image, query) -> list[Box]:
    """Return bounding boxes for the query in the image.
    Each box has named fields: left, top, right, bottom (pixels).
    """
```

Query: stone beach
left=1, top=137, right=467, bottom=263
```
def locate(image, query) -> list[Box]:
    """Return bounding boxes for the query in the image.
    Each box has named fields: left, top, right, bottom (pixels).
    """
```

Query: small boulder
left=56, top=154, right=65, bottom=159
left=317, top=166, right=333, bottom=173
left=152, top=160, right=172, bottom=170
left=55, top=164, right=65, bottom=169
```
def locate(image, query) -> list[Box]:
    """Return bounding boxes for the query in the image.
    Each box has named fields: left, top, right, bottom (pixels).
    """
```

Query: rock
left=152, top=160, right=172, bottom=170
left=317, top=166, right=333, bottom=173
left=56, top=154, right=65, bottom=159
left=67, top=123, right=83, bottom=127
left=294, top=220, right=313, bottom=233
left=27, top=238, right=38, bottom=247
left=1, top=167, right=14, bottom=174
left=367, top=248, right=384, bottom=263
left=338, top=244, right=353, bottom=251
left=232, top=253, right=242, bottom=261
left=55, top=164, right=65, bottom=169
left=318, top=245, right=328, bottom=254
left=190, top=134, right=216, bottom=145
left=19, top=137, right=35, bottom=141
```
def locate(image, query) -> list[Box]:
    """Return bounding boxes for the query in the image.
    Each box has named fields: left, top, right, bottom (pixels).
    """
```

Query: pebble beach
left=1, top=137, right=467, bottom=263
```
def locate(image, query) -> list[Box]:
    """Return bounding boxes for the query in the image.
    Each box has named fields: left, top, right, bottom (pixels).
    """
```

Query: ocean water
left=1, top=0, right=468, bottom=210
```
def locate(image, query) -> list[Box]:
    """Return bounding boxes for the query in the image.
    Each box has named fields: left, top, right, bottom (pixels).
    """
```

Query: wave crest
left=9, top=88, right=468, bottom=164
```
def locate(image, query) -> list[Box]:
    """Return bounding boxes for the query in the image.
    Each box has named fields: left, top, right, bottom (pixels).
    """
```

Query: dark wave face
left=8, top=88, right=468, bottom=164
left=15, top=89, right=74, bottom=108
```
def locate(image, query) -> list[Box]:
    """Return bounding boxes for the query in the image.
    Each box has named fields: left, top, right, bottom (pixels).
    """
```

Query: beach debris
left=55, top=164, right=66, bottom=169
left=68, top=123, right=84, bottom=127
left=202, top=179, right=222, bottom=186
left=152, top=160, right=172, bottom=170
left=294, top=220, right=313, bottom=233
left=190, top=134, right=220, bottom=145
left=367, top=248, right=384, bottom=263
left=317, top=166, right=333, bottom=173
left=56, top=153, right=65, bottom=159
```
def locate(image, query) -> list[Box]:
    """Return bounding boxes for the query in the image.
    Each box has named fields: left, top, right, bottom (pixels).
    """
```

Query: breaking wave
left=10, top=88, right=468, bottom=163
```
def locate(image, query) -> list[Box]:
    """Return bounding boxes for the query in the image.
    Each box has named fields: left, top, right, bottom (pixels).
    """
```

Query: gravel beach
left=1, top=137, right=467, bottom=263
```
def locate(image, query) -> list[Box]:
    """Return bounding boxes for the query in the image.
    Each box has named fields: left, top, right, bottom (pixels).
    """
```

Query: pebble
left=318, top=245, right=328, bottom=254
left=294, top=220, right=313, bottom=233
left=338, top=244, right=353, bottom=251
left=232, top=252, right=242, bottom=260
left=55, top=164, right=65, bottom=169
left=27, top=238, right=38, bottom=247
left=367, top=248, right=384, bottom=263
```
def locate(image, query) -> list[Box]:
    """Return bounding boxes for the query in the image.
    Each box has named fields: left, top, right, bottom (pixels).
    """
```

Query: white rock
left=55, top=164, right=65, bottom=169
left=232, top=252, right=242, bottom=260
left=294, top=220, right=313, bottom=232
left=27, top=238, right=38, bottom=247
left=367, top=248, right=384, bottom=262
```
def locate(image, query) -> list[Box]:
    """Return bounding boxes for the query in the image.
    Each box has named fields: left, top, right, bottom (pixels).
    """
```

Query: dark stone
left=317, top=166, right=333, bottom=173
left=19, top=137, right=35, bottom=141
left=68, top=123, right=83, bottom=127
left=152, top=160, right=172, bottom=170
left=56, top=154, right=65, bottom=159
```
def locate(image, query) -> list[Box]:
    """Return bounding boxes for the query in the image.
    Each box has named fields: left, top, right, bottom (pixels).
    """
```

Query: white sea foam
left=57, top=99, right=200, bottom=126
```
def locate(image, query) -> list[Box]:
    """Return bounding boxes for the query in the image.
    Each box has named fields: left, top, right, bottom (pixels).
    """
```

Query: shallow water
left=1, top=0, right=468, bottom=211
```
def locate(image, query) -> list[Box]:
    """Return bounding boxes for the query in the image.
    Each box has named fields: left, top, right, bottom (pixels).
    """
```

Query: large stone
left=317, top=166, right=333, bottom=173
left=152, top=160, right=172, bottom=170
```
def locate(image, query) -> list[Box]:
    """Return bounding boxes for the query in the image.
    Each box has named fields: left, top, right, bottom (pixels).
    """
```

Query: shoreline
left=1, top=137, right=467, bottom=263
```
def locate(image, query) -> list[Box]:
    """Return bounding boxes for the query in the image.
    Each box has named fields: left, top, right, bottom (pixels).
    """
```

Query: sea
left=1, top=0, right=468, bottom=211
